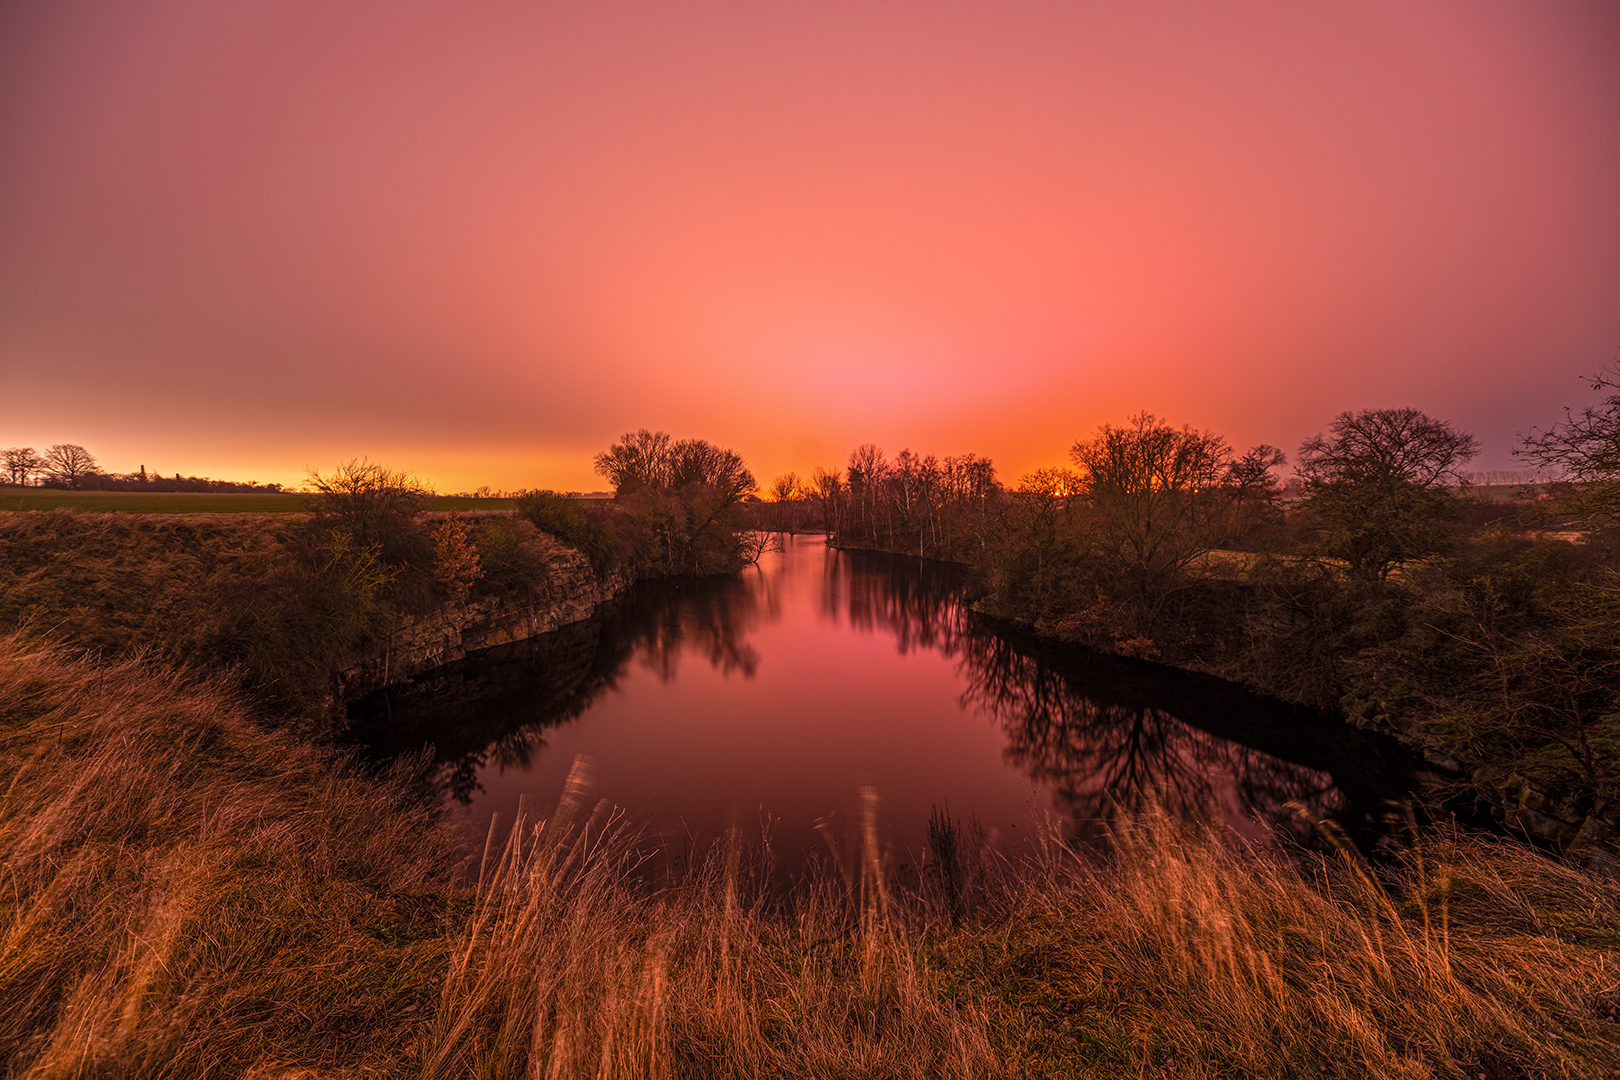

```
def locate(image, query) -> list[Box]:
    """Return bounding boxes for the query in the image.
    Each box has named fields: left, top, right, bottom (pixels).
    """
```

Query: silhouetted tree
left=2, top=447, right=42, bottom=486
left=40, top=444, right=97, bottom=489
left=1225, top=444, right=1287, bottom=500
left=809, top=465, right=847, bottom=536
left=304, top=459, right=432, bottom=562
left=1297, top=408, right=1479, bottom=581
left=593, top=430, right=758, bottom=576
left=1069, top=413, right=1234, bottom=603
left=1519, top=363, right=1620, bottom=524
left=831, top=445, right=1001, bottom=559
left=595, top=430, right=754, bottom=505
left=769, top=471, right=804, bottom=503
left=593, top=429, right=674, bottom=495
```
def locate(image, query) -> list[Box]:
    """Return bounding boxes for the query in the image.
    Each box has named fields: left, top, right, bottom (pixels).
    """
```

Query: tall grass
left=5, top=631, right=1620, bottom=1077
left=0, top=632, right=458, bottom=1076
left=429, top=769, right=1620, bottom=1079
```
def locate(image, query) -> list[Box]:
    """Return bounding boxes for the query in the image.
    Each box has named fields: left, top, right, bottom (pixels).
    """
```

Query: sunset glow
left=2, top=1, right=1617, bottom=490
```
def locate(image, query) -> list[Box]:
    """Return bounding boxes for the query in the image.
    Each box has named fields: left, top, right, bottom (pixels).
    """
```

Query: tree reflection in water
left=348, top=573, right=774, bottom=804
left=828, top=550, right=1352, bottom=847
left=350, top=545, right=1412, bottom=849
left=821, top=549, right=964, bottom=655
left=957, top=634, right=1344, bottom=847
left=631, top=575, right=762, bottom=682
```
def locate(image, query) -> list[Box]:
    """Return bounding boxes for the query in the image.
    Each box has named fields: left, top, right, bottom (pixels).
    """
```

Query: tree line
left=2, top=443, right=285, bottom=492
left=746, top=375, right=1620, bottom=840
left=758, top=399, right=1575, bottom=587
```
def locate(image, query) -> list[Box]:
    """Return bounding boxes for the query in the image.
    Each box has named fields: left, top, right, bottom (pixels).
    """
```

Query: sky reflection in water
left=350, top=535, right=1416, bottom=869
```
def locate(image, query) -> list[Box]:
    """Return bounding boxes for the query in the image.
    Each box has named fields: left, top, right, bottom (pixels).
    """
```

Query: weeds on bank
left=5, top=632, right=1620, bottom=1077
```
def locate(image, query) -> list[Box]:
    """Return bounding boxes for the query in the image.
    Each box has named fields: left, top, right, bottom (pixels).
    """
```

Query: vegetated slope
left=0, top=511, right=393, bottom=722
left=0, top=509, right=578, bottom=722
left=5, top=633, right=1620, bottom=1077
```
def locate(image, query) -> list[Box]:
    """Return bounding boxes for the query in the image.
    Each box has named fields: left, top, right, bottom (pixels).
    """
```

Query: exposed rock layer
left=336, top=547, right=624, bottom=700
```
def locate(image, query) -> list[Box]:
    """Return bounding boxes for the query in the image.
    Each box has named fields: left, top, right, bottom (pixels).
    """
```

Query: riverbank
left=7, top=631, right=1620, bottom=1077
left=829, top=522, right=1620, bottom=851
left=0, top=508, right=627, bottom=722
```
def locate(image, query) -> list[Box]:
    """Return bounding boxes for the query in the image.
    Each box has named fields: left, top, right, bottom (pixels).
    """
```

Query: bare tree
left=593, top=429, right=674, bottom=495
left=1298, top=407, right=1478, bottom=489
left=592, top=430, right=758, bottom=575
left=1519, top=364, right=1620, bottom=523
left=40, top=444, right=97, bottom=489
left=666, top=438, right=755, bottom=503
left=769, top=472, right=804, bottom=503
left=809, top=465, right=845, bottom=535
left=1297, top=407, right=1479, bottom=580
left=305, top=459, right=432, bottom=552
left=594, top=429, right=756, bottom=505
left=1225, top=444, right=1287, bottom=499
left=2, top=447, right=43, bottom=486
left=1069, top=413, right=1234, bottom=601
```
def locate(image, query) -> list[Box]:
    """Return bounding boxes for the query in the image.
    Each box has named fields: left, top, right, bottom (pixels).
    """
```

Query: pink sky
left=2, top=1, right=1617, bottom=492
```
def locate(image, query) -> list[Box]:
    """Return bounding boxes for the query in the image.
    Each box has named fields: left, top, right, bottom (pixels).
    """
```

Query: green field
left=0, top=487, right=526, bottom=513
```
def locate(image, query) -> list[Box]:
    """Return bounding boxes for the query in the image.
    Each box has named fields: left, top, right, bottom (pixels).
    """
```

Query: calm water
left=349, top=535, right=1420, bottom=869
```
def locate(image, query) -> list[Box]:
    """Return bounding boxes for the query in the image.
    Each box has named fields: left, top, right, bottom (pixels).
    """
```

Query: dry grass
left=5, top=632, right=1620, bottom=1077
left=430, top=770, right=1620, bottom=1079
left=0, top=632, right=459, bottom=1077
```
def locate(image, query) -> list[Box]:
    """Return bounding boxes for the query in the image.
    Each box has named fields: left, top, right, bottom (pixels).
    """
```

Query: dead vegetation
left=0, top=631, right=458, bottom=1076
left=5, top=632, right=1620, bottom=1077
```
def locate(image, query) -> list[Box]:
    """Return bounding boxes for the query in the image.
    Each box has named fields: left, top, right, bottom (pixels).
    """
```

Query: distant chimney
left=139, top=465, right=146, bottom=479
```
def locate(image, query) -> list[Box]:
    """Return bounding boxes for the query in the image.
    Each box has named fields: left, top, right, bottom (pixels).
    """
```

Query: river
left=348, top=534, right=1420, bottom=873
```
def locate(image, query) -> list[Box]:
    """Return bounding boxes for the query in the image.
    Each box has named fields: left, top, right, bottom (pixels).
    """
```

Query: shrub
left=473, top=515, right=550, bottom=595
left=515, top=490, right=622, bottom=576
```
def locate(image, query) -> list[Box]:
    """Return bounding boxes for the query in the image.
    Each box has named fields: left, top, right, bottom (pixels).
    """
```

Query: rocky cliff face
left=335, top=546, right=625, bottom=700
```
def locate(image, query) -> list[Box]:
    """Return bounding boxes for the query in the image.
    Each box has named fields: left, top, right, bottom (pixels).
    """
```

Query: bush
left=305, top=459, right=434, bottom=568
left=473, top=515, right=551, bottom=595
left=515, top=491, right=622, bottom=576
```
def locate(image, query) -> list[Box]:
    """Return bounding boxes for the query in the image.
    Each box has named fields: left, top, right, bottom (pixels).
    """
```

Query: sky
left=2, top=1, right=1618, bottom=493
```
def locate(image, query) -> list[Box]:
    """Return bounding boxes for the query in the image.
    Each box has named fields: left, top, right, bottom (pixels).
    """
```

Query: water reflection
left=821, top=551, right=1390, bottom=849
left=348, top=541, right=1417, bottom=854
left=960, top=633, right=1342, bottom=846
left=632, top=576, right=764, bottom=682
left=822, top=549, right=964, bottom=654
left=349, top=575, right=772, bottom=803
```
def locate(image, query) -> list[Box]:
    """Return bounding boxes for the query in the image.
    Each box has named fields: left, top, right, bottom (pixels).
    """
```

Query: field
left=0, top=486, right=526, bottom=513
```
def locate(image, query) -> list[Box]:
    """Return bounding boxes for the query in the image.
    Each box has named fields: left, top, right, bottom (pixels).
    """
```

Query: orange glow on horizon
left=1, top=1, right=1617, bottom=490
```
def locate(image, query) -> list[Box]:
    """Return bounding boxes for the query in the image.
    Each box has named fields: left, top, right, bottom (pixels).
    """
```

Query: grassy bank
left=6, top=633, right=1620, bottom=1077
left=0, top=508, right=590, bottom=722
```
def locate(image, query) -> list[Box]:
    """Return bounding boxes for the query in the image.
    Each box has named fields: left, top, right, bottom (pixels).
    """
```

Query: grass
left=0, top=631, right=460, bottom=1076
left=0, top=487, right=526, bottom=513
left=6, top=632, right=1620, bottom=1077
left=0, top=510, right=384, bottom=721
left=432, top=783, right=1620, bottom=1079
